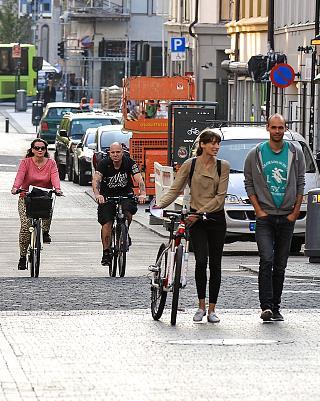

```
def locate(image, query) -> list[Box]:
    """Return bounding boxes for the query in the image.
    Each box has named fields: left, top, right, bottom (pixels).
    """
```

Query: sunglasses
left=33, top=146, right=46, bottom=151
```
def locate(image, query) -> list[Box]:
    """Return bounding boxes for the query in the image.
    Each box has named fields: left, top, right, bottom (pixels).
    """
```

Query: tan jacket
left=159, top=157, right=230, bottom=213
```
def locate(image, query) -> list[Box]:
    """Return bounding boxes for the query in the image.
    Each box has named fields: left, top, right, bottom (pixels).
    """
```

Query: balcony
left=66, top=0, right=130, bottom=21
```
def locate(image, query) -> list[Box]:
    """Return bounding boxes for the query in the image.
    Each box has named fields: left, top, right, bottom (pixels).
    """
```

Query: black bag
left=25, top=188, right=53, bottom=219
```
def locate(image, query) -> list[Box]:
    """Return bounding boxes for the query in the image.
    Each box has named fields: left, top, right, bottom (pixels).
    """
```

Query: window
left=131, top=0, right=148, bottom=14
left=0, top=47, right=29, bottom=76
left=220, top=0, right=232, bottom=21
left=299, top=142, right=316, bottom=173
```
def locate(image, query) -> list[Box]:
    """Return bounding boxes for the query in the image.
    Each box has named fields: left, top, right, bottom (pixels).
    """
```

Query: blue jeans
left=255, top=215, right=295, bottom=311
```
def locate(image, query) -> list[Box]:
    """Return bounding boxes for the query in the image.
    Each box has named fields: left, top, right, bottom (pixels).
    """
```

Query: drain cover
left=166, top=338, right=289, bottom=346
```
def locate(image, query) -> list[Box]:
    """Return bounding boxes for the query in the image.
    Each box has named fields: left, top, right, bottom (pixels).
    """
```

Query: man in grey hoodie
left=244, top=113, right=305, bottom=322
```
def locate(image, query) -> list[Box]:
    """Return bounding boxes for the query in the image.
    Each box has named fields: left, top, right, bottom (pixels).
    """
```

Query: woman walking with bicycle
left=158, top=129, right=230, bottom=323
left=11, top=138, right=63, bottom=270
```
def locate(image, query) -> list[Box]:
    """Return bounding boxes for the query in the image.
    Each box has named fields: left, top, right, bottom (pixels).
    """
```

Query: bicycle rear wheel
left=109, top=226, right=117, bottom=277
left=34, top=220, right=41, bottom=277
left=151, top=243, right=168, bottom=320
left=171, top=244, right=183, bottom=326
left=117, top=223, right=127, bottom=277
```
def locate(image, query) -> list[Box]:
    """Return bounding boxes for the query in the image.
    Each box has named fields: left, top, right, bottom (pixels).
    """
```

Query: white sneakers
left=193, top=308, right=206, bottom=322
left=193, top=308, right=220, bottom=323
left=207, top=311, right=220, bottom=323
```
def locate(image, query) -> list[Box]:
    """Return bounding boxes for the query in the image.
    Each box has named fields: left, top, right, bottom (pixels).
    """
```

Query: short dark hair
left=26, top=139, right=49, bottom=158
left=196, top=129, right=221, bottom=156
left=267, top=113, right=286, bottom=126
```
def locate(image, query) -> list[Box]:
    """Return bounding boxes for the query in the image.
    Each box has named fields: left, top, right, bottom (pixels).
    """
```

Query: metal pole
left=162, top=15, right=165, bottom=76
left=309, top=0, right=320, bottom=151
left=266, top=0, right=274, bottom=119
left=167, top=102, right=172, bottom=165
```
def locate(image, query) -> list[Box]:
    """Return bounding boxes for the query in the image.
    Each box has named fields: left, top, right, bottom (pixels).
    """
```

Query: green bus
left=0, top=43, right=37, bottom=100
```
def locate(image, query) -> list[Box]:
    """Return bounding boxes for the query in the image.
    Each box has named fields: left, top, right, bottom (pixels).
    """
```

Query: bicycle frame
left=153, top=209, right=190, bottom=291
left=15, top=188, right=58, bottom=277
left=106, top=195, right=136, bottom=277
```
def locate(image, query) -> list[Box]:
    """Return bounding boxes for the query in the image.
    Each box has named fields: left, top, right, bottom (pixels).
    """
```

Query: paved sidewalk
left=0, top=107, right=35, bottom=135
left=0, top=309, right=320, bottom=401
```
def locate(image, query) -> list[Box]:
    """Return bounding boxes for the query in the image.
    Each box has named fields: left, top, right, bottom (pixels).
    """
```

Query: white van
left=190, top=126, right=320, bottom=253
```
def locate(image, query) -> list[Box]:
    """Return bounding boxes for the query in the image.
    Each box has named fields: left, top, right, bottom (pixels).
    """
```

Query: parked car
left=89, top=125, right=132, bottom=173
left=54, top=111, right=120, bottom=181
left=73, top=128, right=96, bottom=186
left=38, top=102, right=81, bottom=144
left=189, top=126, right=320, bottom=253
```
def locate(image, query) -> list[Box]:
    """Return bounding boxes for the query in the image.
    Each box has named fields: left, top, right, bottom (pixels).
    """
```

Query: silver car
left=190, top=126, right=320, bottom=253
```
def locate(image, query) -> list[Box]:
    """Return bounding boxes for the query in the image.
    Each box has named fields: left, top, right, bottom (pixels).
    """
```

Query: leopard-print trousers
left=18, top=197, right=52, bottom=256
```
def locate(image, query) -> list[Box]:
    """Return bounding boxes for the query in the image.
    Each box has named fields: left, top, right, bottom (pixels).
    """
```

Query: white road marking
left=253, top=290, right=320, bottom=294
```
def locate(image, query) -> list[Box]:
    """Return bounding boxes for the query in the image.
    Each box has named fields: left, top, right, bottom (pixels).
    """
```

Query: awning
left=40, top=60, right=59, bottom=73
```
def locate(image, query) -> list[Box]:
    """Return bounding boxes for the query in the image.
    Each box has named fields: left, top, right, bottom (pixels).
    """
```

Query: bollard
left=304, top=188, right=320, bottom=263
left=5, top=118, right=9, bottom=133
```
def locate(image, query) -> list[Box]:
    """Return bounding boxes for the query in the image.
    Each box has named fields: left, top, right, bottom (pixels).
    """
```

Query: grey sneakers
left=207, top=311, right=220, bottom=323
left=193, top=308, right=206, bottom=322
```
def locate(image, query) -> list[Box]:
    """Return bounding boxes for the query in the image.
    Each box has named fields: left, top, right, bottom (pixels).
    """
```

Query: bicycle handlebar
left=14, top=188, right=63, bottom=196
left=162, top=209, right=215, bottom=221
left=105, top=194, right=138, bottom=203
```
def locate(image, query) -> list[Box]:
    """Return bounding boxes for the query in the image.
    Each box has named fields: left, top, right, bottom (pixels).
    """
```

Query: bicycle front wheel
left=151, top=243, right=168, bottom=321
left=28, top=244, right=34, bottom=278
left=109, top=226, right=117, bottom=277
left=34, top=220, right=41, bottom=277
left=117, top=223, right=127, bottom=277
left=171, top=244, right=183, bottom=326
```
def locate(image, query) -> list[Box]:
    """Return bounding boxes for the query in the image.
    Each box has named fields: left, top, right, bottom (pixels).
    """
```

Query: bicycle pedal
left=148, top=265, right=159, bottom=273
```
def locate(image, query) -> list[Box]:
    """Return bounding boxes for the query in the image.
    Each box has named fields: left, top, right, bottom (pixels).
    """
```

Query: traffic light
left=81, top=48, right=89, bottom=58
left=57, top=42, right=65, bottom=59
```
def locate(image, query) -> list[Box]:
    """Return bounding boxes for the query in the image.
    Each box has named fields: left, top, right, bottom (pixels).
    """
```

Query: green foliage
left=0, top=0, right=32, bottom=43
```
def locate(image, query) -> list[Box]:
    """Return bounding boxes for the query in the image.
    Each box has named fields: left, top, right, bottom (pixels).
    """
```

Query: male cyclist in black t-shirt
left=92, top=142, right=146, bottom=266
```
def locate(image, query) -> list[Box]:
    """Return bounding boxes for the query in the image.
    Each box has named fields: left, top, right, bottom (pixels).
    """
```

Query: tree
left=0, top=0, right=32, bottom=43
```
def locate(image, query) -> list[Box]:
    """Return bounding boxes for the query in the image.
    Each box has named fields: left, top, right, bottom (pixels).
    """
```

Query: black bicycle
left=17, top=188, right=59, bottom=277
left=107, top=195, right=137, bottom=277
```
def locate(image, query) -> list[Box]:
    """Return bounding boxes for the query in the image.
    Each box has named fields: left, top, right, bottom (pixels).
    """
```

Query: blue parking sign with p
left=171, top=37, right=186, bottom=52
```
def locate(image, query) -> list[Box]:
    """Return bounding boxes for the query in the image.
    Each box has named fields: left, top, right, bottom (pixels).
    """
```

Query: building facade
left=165, top=0, right=231, bottom=119
left=36, top=0, right=167, bottom=101
left=273, top=0, right=318, bottom=150
left=224, top=0, right=269, bottom=122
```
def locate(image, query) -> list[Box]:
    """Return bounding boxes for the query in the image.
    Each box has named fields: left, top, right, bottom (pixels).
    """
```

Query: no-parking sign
left=270, top=63, right=295, bottom=88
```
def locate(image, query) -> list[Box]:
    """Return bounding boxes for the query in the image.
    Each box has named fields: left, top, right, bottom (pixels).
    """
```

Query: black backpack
left=189, top=157, right=221, bottom=185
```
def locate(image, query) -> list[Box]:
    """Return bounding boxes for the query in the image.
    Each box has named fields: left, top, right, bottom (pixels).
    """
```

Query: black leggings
left=190, top=211, right=226, bottom=304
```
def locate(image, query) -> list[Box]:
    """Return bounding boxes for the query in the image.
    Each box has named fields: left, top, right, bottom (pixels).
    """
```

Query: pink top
left=13, top=158, right=61, bottom=197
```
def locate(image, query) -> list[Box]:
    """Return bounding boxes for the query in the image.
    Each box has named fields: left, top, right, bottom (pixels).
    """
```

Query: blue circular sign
left=270, top=63, right=295, bottom=88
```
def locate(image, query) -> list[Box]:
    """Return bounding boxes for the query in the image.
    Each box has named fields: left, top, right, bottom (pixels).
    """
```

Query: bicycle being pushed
left=16, top=187, right=60, bottom=278
left=107, top=195, right=137, bottom=278
left=149, top=206, right=207, bottom=326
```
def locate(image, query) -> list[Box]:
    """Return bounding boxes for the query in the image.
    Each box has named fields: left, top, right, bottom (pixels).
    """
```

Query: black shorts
left=97, top=199, right=138, bottom=226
